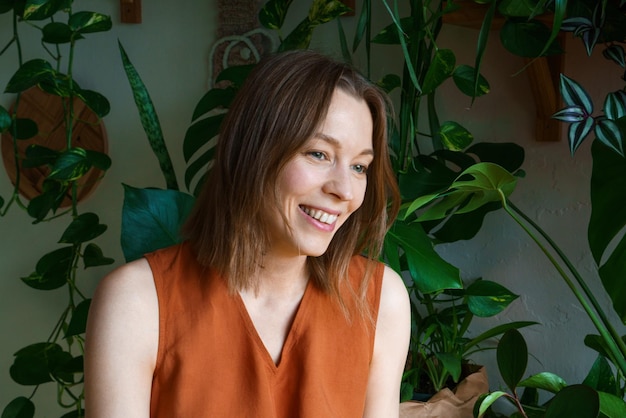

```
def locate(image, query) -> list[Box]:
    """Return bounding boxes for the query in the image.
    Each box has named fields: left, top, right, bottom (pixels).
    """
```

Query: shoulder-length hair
left=183, top=50, right=400, bottom=310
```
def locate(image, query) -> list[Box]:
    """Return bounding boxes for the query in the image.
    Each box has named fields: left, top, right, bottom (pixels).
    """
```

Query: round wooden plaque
left=1, top=87, right=108, bottom=207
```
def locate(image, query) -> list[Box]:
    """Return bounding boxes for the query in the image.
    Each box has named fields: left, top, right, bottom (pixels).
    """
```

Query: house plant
left=401, top=1, right=626, bottom=415
left=0, top=1, right=113, bottom=417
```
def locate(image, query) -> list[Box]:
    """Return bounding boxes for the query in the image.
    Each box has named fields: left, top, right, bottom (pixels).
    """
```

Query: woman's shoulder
left=95, top=257, right=155, bottom=300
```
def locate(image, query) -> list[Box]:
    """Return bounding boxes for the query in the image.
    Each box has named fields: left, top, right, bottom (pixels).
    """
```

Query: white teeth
left=301, top=206, right=338, bottom=225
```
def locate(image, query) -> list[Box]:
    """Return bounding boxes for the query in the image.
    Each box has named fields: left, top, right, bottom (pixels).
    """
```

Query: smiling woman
left=84, top=50, right=410, bottom=418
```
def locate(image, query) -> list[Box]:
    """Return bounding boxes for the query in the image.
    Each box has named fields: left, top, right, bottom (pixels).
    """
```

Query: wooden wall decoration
left=1, top=88, right=108, bottom=207
left=120, top=0, right=142, bottom=24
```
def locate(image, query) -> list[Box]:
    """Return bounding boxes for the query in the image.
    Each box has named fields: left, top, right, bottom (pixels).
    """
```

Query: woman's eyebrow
left=313, top=133, right=375, bottom=156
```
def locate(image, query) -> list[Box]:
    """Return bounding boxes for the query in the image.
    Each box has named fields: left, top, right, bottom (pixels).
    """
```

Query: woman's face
left=265, top=88, right=374, bottom=259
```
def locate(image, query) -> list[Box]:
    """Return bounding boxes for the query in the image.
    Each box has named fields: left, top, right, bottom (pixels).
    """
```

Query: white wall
left=0, top=0, right=218, bottom=414
left=0, top=0, right=624, bottom=414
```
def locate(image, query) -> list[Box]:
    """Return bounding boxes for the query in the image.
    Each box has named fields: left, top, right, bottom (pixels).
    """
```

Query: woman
left=85, top=50, right=410, bottom=417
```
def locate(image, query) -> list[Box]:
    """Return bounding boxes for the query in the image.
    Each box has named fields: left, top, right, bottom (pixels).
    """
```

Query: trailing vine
left=0, top=1, right=113, bottom=417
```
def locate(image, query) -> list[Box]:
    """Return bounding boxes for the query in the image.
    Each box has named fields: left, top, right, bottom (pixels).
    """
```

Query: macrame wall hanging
left=209, top=0, right=277, bottom=88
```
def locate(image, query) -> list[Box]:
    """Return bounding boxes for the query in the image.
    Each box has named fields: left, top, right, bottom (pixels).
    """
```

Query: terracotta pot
left=399, top=366, right=488, bottom=418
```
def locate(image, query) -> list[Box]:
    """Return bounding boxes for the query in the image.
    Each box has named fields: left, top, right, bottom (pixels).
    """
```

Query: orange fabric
left=145, top=242, right=383, bottom=418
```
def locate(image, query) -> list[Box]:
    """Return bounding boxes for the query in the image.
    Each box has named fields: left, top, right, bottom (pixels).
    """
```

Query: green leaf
left=603, top=45, right=626, bottom=67
left=77, top=89, right=110, bottom=118
left=307, top=0, right=350, bottom=25
left=215, top=64, right=255, bottom=87
left=10, top=118, right=38, bottom=140
left=465, top=321, right=537, bottom=352
left=500, top=19, right=562, bottom=57
left=599, top=236, right=626, bottom=325
left=560, top=74, right=593, bottom=115
left=26, top=184, right=66, bottom=221
left=438, top=121, right=473, bottom=151
left=588, top=141, right=626, bottom=323
left=83, top=243, right=114, bottom=268
left=23, top=145, right=57, bottom=168
left=552, top=106, right=587, bottom=123
left=279, top=19, right=313, bottom=51
left=452, top=65, right=490, bottom=98
left=259, top=0, right=293, bottom=29
left=544, top=385, right=600, bottom=418
left=83, top=243, right=115, bottom=268
left=519, top=372, right=568, bottom=393
left=48, top=148, right=91, bottom=181
left=435, top=352, right=461, bottom=382
left=85, top=149, right=111, bottom=171
left=595, top=119, right=624, bottom=157
left=568, top=117, right=595, bottom=155
left=121, top=184, right=195, bottom=262
left=465, top=280, right=519, bottom=317
left=42, top=22, right=73, bottom=44
left=471, top=0, right=496, bottom=106
left=68, top=11, right=112, bottom=34
left=65, top=299, right=91, bottom=338
left=421, top=49, right=455, bottom=95
left=371, top=17, right=413, bottom=45
left=5, top=60, right=54, bottom=93
left=22, top=0, right=65, bottom=20
left=351, top=0, right=369, bottom=52
left=191, top=87, right=236, bottom=121
left=278, top=0, right=349, bottom=51
left=22, top=246, right=73, bottom=290
left=598, top=391, right=626, bottom=418
left=1, top=396, right=35, bottom=418
left=376, top=74, right=401, bottom=94
left=497, top=329, right=528, bottom=392
left=183, top=114, right=224, bottom=162
left=603, top=91, right=626, bottom=121
left=119, top=41, right=178, bottom=190
left=184, top=145, right=215, bottom=194
left=474, top=391, right=508, bottom=417
left=583, top=355, right=618, bottom=395
left=406, top=162, right=517, bottom=221
left=38, top=73, right=73, bottom=97
left=384, top=220, right=461, bottom=294
left=9, top=342, right=64, bottom=385
left=498, top=0, right=544, bottom=17
left=59, top=212, right=107, bottom=244
left=0, top=105, right=10, bottom=132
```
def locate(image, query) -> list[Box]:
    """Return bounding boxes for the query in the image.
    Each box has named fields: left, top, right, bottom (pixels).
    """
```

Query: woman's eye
left=352, top=164, right=368, bottom=174
left=307, top=151, right=326, bottom=160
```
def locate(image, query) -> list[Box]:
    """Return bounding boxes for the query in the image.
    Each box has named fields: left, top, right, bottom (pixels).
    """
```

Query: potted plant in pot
left=0, top=1, right=113, bottom=416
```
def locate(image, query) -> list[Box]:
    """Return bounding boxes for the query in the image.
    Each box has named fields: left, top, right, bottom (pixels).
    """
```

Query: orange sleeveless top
left=144, top=242, right=384, bottom=418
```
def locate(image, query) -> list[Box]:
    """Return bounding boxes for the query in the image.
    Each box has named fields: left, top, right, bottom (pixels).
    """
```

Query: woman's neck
left=251, top=254, right=309, bottom=298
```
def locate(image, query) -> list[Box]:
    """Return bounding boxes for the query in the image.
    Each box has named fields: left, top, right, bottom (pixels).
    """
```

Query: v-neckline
left=235, top=279, right=313, bottom=371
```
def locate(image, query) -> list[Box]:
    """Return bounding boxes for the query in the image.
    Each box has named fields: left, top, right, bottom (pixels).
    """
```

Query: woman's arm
left=363, top=265, right=411, bottom=418
left=84, top=258, right=159, bottom=417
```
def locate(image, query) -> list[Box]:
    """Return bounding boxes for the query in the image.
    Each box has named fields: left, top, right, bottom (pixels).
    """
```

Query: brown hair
left=183, top=50, right=400, bottom=311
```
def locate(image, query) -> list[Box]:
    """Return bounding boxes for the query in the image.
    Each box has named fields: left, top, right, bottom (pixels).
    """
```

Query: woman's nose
left=322, top=166, right=354, bottom=201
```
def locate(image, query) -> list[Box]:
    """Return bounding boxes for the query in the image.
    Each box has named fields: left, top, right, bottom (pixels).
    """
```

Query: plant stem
left=507, top=200, right=626, bottom=361
left=502, top=197, right=626, bottom=375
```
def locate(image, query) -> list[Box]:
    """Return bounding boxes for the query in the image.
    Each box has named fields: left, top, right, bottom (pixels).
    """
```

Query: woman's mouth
left=300, top=206, right=338, bottom=225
